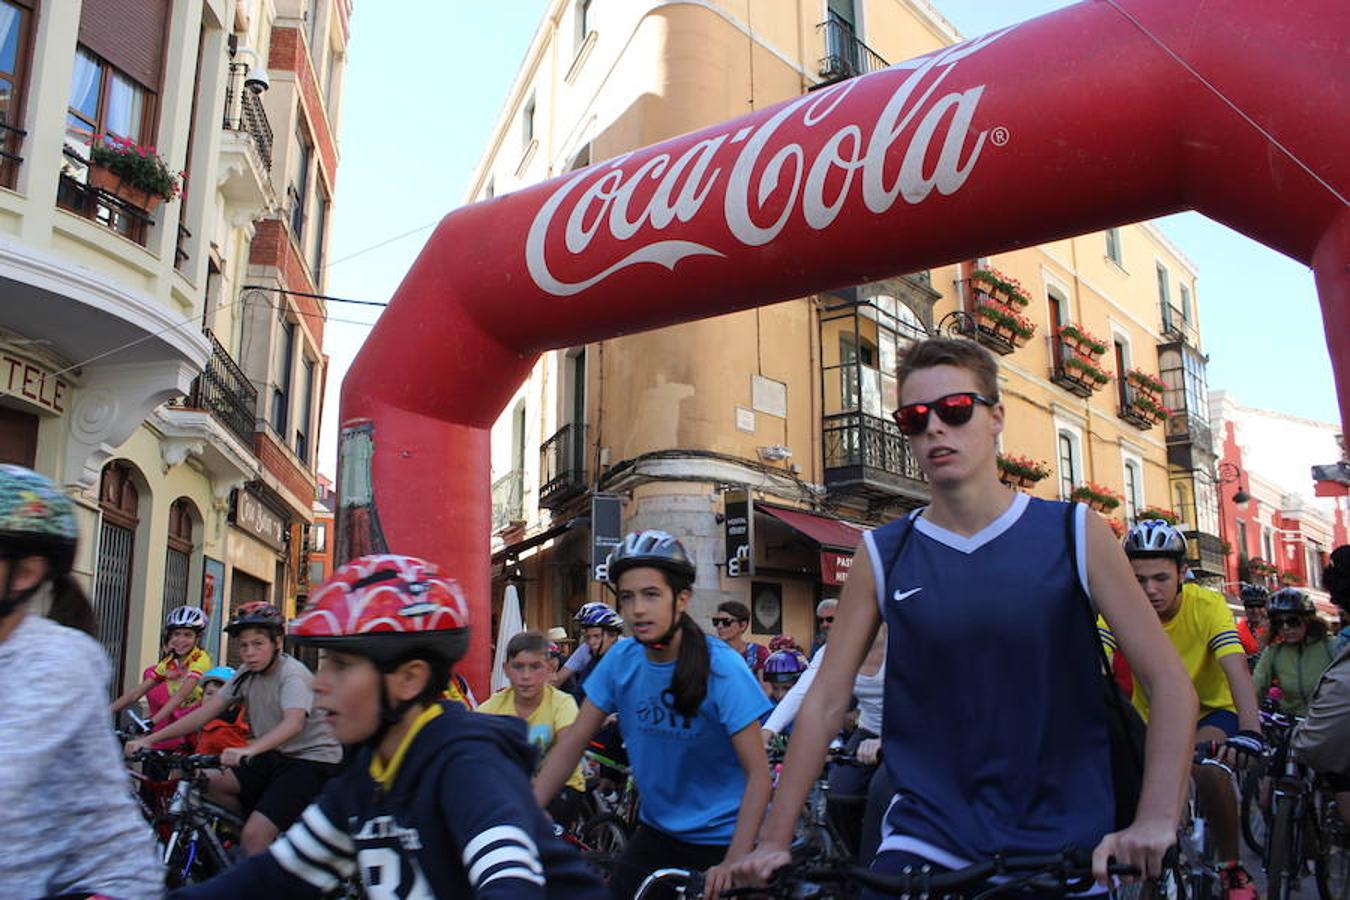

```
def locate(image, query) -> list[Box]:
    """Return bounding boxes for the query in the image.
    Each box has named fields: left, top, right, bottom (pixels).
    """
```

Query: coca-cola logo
left=526, top=26, right=1015, bottom=297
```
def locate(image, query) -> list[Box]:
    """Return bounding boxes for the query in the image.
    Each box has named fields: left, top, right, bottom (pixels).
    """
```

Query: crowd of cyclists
left=2, top=337, right=1349, bottom=899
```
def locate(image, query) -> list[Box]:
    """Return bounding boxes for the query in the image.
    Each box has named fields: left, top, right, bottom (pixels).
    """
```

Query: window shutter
left=78, top=0, right=170, bottom=90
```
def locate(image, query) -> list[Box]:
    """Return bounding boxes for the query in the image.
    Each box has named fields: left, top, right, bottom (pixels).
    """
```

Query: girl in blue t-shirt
left=534, top=530, right=771, bottom=900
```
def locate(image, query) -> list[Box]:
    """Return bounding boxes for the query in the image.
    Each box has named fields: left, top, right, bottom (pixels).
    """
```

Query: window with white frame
left=1123, top=458, right=1142, bottom=522
left=1307, top=544, right=1322, bottom=589
left=1057, top=429, right=1081, bottom=500
left=1262, top=525, right=1274, bottom=563
left=575, top=0, right=592, bottom=51
left=1179, top=283, right=1192, bottom=323
left=522, top=93, right=536, bottom=145
left=1105, top=228, right=1123, bottom=266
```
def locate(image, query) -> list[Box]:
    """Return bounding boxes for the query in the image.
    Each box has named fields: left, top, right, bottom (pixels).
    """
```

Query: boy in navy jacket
left=173, top=554, right=605, bottom=899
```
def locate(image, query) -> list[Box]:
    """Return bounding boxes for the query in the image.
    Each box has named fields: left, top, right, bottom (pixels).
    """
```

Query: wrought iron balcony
left=1185, top=529, right=1226, bottom=577
left=56, top=150, right=155, bottom=246
left=539, top=423, right=587, bottom=509
left=823, top=412, right=928, bottom=503
left=491, top=469, right=524, bottom=532
left=816, top=13, right=889, bottom=85
left=0, top=120, right=25, bottom=188
left=1160, top=302, right=1199, bottom=346
left=1166, top=412, right=1214, bottom=471
left=176, top=329, right=258, bottom=446
left=224, top=64, right=273, bottom=172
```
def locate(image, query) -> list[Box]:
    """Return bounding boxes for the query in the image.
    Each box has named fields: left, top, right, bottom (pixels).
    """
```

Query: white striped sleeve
left=461, top=824, right=544, bottom=891
left=269, top=804, right=356, bottom=889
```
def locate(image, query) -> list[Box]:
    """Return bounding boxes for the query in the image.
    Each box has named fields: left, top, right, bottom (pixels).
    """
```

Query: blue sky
left=317, top=0, right=1337, bottom=475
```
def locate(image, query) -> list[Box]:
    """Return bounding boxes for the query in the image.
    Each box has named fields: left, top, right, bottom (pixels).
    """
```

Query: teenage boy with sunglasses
left=732, top=338, right=1196, bottom=894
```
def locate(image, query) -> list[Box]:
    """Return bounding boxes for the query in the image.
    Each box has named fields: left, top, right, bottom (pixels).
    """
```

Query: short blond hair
left=896, top=338, right=1000, bottom=401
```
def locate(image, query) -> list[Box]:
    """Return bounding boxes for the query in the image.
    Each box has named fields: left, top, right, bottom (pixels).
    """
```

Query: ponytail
left=47, top=573, right=97, bottom=638
left=663, top=572, right=710, bottom=720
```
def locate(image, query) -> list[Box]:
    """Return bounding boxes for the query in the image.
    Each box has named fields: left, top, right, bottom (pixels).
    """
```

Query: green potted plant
left=1125, top=368, right=1166, bottom=396
left=1064, top=354, right=1111, bottom=387
left=1278, top=570, right=1305, bottom=587
left=88, top=134, right=183, bottom=213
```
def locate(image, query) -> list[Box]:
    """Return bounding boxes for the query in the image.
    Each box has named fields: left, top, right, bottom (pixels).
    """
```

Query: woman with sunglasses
left=1254, top=587, right=1337, bottom=716
left=731, top=338, right=1195, bottom=894
left=712, top=601, right=769, bottom=684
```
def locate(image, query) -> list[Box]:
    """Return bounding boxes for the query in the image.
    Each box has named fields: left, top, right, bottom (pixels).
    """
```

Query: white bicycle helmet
left=165, top=605, right=209, bottom=632
left=1122, top=520, right=1188, bottom=560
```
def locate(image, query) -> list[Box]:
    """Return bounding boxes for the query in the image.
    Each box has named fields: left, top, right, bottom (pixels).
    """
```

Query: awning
left=758, top=504, right=866, bottom=551
left=490, top=517, right=584, bottom=563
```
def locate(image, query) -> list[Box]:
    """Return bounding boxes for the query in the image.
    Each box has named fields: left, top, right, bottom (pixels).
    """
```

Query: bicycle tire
left=581, top=813, right=630, bottom=856
left=1268, top=792, right=1298, bottom=900
left=1241, top=770, right=1267, bottom=856
left=1308, top=803, right=1334, bottom=900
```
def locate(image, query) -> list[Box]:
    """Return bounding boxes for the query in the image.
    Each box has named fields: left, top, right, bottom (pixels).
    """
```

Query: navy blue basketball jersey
left=864, top=493, right=1113, bottom=866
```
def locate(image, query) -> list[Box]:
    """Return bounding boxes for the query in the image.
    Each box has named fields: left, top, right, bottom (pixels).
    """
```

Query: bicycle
left=766, top=739, right=869, bottom=874
left=1261, top=719, right=1344, bottom=900
left=635, top=848, right=1145, bottom=899
left=1239, top=707, right=1296, bottom=856
left=128, top=749, right=241, bottom=886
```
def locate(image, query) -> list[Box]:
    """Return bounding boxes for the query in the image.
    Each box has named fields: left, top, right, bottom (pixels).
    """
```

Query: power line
left=320, top=217, right=441, bottom=272
left=241, top=284, right=388, bottom=307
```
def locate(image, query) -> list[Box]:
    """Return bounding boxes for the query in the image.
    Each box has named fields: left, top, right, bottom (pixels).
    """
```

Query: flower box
left=974, top=301, right=1036, bottom=356
left=970, top=267, right=1031, bottom=308
left=1138, top=506, right=1180, bottom=525
left=1057, top=323, right=1109, bottom=356
left=997, top=453, right=1051, bottom=490
left=1107, top=518, right=1127, bottom=539
left=87, top=135, right=182, bottom=213
left=1125, top=368, right=1166, bottom=397
left=1070, top=482, right=1124, bottom=513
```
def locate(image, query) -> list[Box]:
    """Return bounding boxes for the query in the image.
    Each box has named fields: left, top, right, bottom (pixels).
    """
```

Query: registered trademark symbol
left=990, top=126, right=1010, bottom=146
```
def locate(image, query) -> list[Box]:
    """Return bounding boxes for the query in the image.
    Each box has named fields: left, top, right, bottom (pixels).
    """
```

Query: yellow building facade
left=475, top=0, right=1212, bottom=648
left=0, top=0, right=347, bottom=689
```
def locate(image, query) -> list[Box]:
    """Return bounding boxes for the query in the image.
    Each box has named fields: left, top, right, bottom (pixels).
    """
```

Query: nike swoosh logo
left=892, top=588, right=923, bottom=602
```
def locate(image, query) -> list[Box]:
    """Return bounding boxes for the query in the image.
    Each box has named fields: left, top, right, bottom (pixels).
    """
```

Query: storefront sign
left=591, top=493, right=624, bottom=581
left=1, top=351, right=69, bottom=414
left=724, top=488, right=754, bottom=577
left=821, top=550, right=854, bottom=586
left=233, top=489, right=287, bottom=552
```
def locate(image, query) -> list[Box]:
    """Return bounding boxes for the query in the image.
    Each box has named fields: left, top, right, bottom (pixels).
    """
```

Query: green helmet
left=0, top=465, right=78, bottom=576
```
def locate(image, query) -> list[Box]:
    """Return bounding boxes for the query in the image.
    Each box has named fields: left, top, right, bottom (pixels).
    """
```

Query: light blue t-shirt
left=584, top=635, right=770, bottom=844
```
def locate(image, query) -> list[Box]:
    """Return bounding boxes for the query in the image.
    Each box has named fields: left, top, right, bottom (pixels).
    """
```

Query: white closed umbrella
left=491, top=584, right=526, bottom=694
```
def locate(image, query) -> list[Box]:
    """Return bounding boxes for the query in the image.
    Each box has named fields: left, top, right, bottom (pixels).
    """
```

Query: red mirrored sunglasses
left=892, top=392, right=997, bottom=436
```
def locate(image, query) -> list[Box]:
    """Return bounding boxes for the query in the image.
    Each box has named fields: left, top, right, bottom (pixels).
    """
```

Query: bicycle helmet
left=1266, top=587, right=1314, bottom=617
left=0, top=465, right=79, bottom=616
left=572, top=601, right=610, bottom=625
left=200, top=666, right=235, bottom=686
left=763, top=649, right=809, bottom=684
left=165, top=605, right=209, bottom=632
left=1122, top=520, right=1188, bottom=560
left=1238, top=582, right=1269, bottom=607
left=225, top=600, right=285, bottom=636
left=291, top=554, right=470, bottom=667
left=768, top=634, right=802, bottom=653
left=576, top=604, right=625, bottom=633
left=605, top=530, right=697, bottom=584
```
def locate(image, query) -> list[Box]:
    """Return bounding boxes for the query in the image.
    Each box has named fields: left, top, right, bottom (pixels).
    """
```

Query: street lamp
left=1215, top=462, right=1248, bottom=585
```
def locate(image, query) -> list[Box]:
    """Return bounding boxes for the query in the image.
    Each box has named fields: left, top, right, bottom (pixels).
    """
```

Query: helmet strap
left=640, top=603, right=684, bottom=652
left=367, top=669, right=418, bottom=750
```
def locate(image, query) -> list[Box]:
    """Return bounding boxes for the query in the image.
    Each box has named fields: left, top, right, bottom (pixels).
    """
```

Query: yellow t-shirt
left=1100, top=583, right=1243, bottom=722
left=153, top=646, right=212, bottom=705
left=477, top=685, right=585, bottom=793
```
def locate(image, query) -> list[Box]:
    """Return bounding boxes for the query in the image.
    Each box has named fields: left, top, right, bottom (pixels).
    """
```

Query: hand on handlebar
left=856, top=738, right=882, bottom=766
left=1092, top=816, right=1176, bottom=884
left=1218, top=730, right=1266, bottom=770
left=727, top=841, right=792, bottom=888
left=123, top=737, right=151, bottom=757
left=220, top=746, right=253, bottom=768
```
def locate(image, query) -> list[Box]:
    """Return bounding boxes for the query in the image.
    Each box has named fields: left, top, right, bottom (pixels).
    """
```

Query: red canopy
left=759, top=504, right=865, bottom=552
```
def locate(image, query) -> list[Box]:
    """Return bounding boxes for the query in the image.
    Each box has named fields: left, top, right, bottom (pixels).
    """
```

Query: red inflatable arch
left=339, top=0, right=1349, bottom=692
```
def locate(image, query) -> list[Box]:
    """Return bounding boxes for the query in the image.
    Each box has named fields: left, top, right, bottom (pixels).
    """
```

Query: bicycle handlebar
left=128, top=749, right=222, bottom=771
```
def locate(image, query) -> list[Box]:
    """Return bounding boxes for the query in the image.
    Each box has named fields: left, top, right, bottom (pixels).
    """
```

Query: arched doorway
left=93, top=461, right=141, bottom=688
left=161, top=497, right=200, bottom=632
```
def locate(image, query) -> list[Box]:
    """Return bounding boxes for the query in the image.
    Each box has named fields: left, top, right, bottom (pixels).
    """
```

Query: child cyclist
left=170, top=554, right=606, bottom=899
left=0, top=464, right=161, bottom=899
left=478, top=630, right=590, bottom=829
left=534, top=531, right=772, bottom=900
left=112, top=604, right=213, bottom=728
left=731, top=339, right=1197, bottom=893
left=762, top=647, right=808, bottom=704
left=125, top=600, right=344, bottom=855
left=194, top=665, right=251, bottom=755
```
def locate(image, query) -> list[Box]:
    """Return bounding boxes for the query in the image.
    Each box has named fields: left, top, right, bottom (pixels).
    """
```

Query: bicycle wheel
left=1268, top=793, right=1298, bottom=900
left=1307, top=803, right=1336, bottom=900
left=1241, top=770, right=1267, bottom=856
left=582, top=813, right=629, bottom=856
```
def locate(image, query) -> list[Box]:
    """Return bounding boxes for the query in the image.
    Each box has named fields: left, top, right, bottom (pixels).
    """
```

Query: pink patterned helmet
left=291, top=555, right=470, bottom=665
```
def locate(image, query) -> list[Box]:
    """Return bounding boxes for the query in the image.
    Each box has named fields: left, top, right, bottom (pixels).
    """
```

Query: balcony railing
left=175, top=223, right=191, bottom=271
left=224, top=64, right=274, bottom=171
left=491, top=469, right=524, bottom=532
left=539, top=423, right=587, bottom=509
left=0, top=120, right=26, bottom=188
left=1160, top=302, right=1199, bottom=346
left=57, top=150, right=154, bottom=246
left=1185, top=529, right=1226, bottom=577
left=175, top=329, right=258, bottom=446
left=823, top=411, right=928, bottom=501
left=817, top=13, right=889, bottom=84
